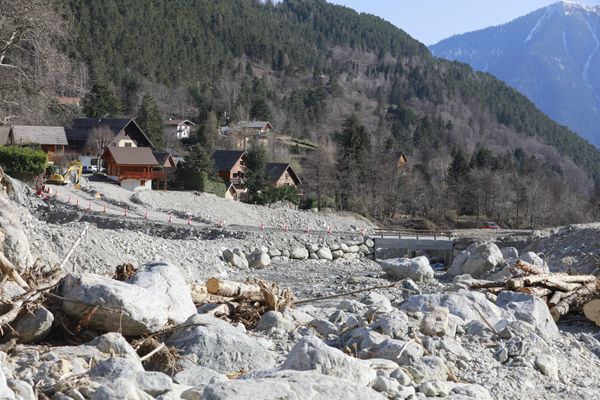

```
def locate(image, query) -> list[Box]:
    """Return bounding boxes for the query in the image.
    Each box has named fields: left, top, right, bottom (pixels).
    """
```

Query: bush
left=0, top=145, right=47, bottom=180
left=260, top=185, right=299, bottom=205
left=204, top=178, right=227, bottom=197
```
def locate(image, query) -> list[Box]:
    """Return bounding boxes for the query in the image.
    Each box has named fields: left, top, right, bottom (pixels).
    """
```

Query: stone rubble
left=1, top=175, right=600, bottom=399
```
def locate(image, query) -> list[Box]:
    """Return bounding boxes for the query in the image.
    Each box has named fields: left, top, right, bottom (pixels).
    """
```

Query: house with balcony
left=102, top=146, right=165, bottom=191
left=5, top=125, right=68, bottom=163
left=65, top=118, right=154, bottom=156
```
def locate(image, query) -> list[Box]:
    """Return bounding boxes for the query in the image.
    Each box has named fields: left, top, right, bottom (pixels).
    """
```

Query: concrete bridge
left=371, top=230, right=454, bottom=265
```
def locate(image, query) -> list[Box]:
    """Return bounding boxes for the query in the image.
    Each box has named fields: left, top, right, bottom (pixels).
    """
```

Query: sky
left=327, top=0, right=600, bottom=45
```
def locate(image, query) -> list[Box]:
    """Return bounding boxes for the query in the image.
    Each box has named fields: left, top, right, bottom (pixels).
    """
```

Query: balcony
left=118, top=171, right=167, bottom=181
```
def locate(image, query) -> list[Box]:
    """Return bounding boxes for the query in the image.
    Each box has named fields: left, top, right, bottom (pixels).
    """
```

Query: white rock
left=202, top=370, right=385, bottom=400
left=448, top=241, right=504, bottom=278
left=500, top=247, right=519, bottom=259
left=348, top=245, right=360, bottom=253
left=420, top=307, right=450, bottom=337
left=166, top=314, right=276, bottom=373
left=60, top=262, right=196, bottom=336
left=380, top=256, right=434, bottom=281
left=370, top=338, right=424, bottom=365
left=496, top=291, right=558, bottom=340
left=12, top=306, right=54, bottom=343
left=291, top=247, right=309, bottom=260
left=247, top=249, right=271, bottom=268
left=535, top=354, right=558, bottom=380
left=316, top=247, right=333, bottom=261
left=332, top=250, right=344, bottom=259
left=400, top=291, right=504, bottom=327
left=281, top=336, right=377, bottom=386
left=256, top=311, right=295, bottom=333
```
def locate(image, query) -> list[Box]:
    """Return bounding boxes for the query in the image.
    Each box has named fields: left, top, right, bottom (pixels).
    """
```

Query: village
left=0, top=117, right=310, bottom=202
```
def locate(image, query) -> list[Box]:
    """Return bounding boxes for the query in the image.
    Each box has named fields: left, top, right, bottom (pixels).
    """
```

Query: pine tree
left=136, top=94, right=164, bottom=149
left=176, top=144, right=211, bottom=190
left=448, top=149, right=470, bottom=182
left=81, top=82, right=122, bottom=118
left=245, top=142, right=268, bottom=201
left=198, top=111, right=218, bottom=154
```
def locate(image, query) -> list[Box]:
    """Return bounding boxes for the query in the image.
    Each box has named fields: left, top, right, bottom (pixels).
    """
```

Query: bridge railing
left=372, top=228, right=454, bottom=240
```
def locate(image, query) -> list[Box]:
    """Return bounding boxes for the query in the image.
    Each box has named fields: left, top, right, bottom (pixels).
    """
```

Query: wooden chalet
left=212, top=150, right=249, bottom=200
left=66, top=118, right=154, bottom=155
left=212, top=150, right=247, bottom=184
left=6, top=125, right=68, bottom=163
left=102, top=146, right=165, bottom=191
left=236, top=121, right=273, bottom=134
left=164, top=118, right=195, bottom=140
left=266, top=163, right=301, bottom=188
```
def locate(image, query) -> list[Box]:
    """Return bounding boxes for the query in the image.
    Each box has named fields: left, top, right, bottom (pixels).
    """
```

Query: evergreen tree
left=81, top=82, right=122, bottom=118
left=245, top=142, right=268, bottom=201
left=176, top=144, right=211, bottom=190
left=249, top=96, right=271, bottom=121
left=136, top=94, right=164, bottom=148
left=448, top=149, right=470, bottom=182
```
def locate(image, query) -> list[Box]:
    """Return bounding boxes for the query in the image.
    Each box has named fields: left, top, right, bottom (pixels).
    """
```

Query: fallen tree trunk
left=0, top=253, right=29, bottom=289
left=205, top=278, right=264, bottom=301
left=506, top=274, right=596, bottom=291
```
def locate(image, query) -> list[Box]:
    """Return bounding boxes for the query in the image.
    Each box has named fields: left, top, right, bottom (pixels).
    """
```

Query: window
left=124, top=143, right=132, bottom=147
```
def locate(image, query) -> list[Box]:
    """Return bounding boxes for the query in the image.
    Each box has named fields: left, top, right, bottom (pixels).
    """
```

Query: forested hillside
left=6, top=0, right=600, bottom=227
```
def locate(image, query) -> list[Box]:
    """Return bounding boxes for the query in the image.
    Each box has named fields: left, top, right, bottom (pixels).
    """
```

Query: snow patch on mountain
left=583, top=19, right=599, bottom=86
left=525, top=7, right=556, bottom=44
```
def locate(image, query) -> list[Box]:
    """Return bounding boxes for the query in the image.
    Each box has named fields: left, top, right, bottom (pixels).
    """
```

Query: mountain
left=6, top=0, right=600, bottom=226
left=430, top=1, right=600, bottom=147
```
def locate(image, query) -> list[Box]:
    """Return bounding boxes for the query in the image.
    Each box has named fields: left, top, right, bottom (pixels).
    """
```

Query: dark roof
left=266, top=163, right=301, bottom=185
left=10, top=125, right=68, bottom=145
left=104, top=147, right=159, bottom=166
left=66, top=118, right=154, bottom=148
left=212, top=150, right=246, bottom=171
left=153, top=151, right=175, bottom=167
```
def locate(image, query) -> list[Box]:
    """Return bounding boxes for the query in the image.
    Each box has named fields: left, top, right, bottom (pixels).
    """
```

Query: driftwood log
left=205, top=278, right=265, bottom=301
left=467, top=261, right=600, bottom=323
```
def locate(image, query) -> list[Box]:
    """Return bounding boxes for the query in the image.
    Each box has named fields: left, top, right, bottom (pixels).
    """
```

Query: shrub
left=204, top=178, right=227, bottom=197
left=261, top=185, right=299, bottom=205
left=0, top=145, right=47, bottom=180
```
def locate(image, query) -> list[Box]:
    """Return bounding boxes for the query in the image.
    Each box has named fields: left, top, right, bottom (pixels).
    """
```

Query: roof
left=66, top=118, right=154, bottom=148
left=238, top=121, right=272, bottom=130
left=10, top=125, right=68, bottom=145
left=0, top=126, right=9, bottom=145
left=153, top=151, right=175, bottom=167
left=266, top=163, right=301, bottom=185
left=104, top=147, right=159, bottom=166
left=212, top=150, right=246, bottom=171
left=164, top=119, right=196, bottom=126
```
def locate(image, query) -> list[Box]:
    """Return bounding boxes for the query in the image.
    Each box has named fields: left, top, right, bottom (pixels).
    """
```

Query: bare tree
left=0, top=0, right=76, bottom=125
left=84, top=127, right=115, bottom=169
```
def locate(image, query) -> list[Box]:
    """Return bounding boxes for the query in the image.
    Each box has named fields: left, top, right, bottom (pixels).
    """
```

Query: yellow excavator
left=46, top=160, right=83, bottom=186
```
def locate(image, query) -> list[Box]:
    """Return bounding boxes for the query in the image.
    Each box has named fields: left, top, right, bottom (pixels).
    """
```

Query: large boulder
left=12, top=306, right=54, bottom=343
left=203, top=370, right=385, bottom=400
left=495, top=291, right=558, bottom=340
left=291, top=247, right=309, bottom=260
left=0, top=181, right=34, bottom=270
left=281, top=336, right=377, bottom=386
left=316, top=247, right=333, bottom=261
left=448, top=241, right=504, bottom=278
left=247, top=249, right=271, bottom=268
left=166, top=314, right=276, bottom=373
left=59, top=262, right=196, bottom=336
left=222, top=248, right=249, bottom=268
left=380, top=256, right=434, bottom=281
left=399, top=291, right=505, bottom=327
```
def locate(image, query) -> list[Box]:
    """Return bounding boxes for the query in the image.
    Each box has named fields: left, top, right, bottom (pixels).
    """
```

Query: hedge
left=0, top=146, right=47, bottom=180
